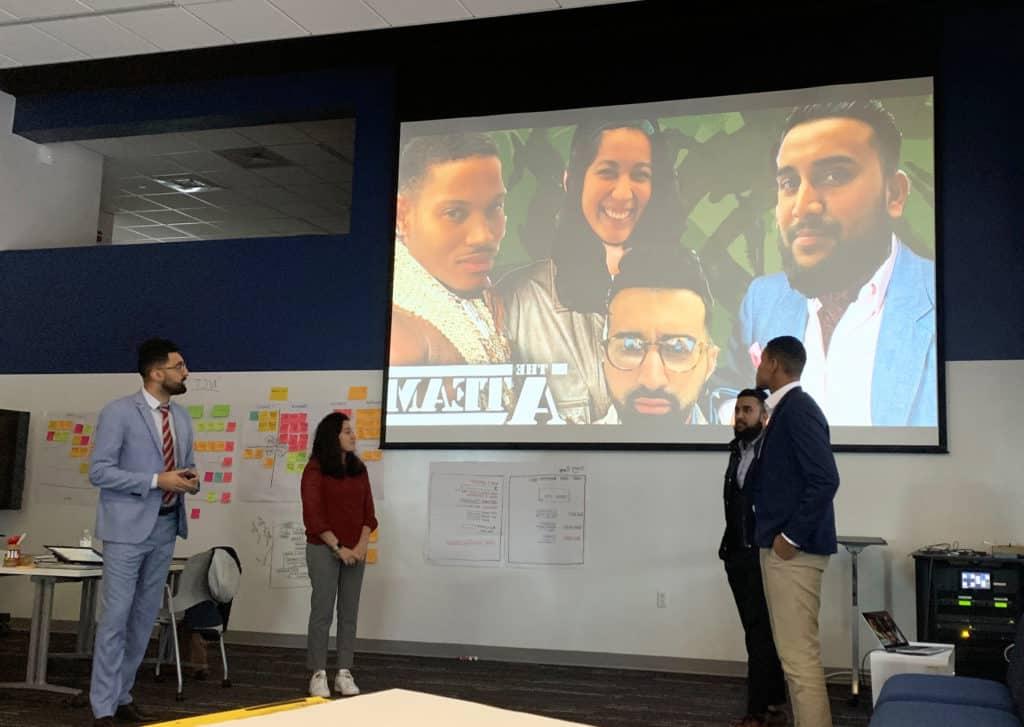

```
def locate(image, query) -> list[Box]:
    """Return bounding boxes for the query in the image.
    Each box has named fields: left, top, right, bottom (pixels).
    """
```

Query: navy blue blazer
left=748, top=387, right=840, bottom=555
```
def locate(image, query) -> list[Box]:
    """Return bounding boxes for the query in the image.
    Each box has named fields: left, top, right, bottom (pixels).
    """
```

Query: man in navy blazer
left=89, top=339, right=198, bottom=726
left=728, top=99, right=936, bottom=427
left=748, top=336, right=840, bottom=727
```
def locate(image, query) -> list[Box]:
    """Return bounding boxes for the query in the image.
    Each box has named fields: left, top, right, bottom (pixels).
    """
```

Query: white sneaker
left=308, top=670, right=330, bottom=698
left=334, top=668, right=360, bottom=696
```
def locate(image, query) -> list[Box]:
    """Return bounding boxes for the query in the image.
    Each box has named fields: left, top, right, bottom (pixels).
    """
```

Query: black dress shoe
left=114, top=703, right=151, bottom=723
left=93, top=718, right=116, bottom=727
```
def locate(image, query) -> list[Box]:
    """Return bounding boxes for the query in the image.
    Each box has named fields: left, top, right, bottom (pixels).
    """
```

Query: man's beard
left=733, top=421, right=763, bottom=442
left=779, top=207, right=892, bottom=299
left=163, top=381, right=187, bottom=396
left=614, top=387, right=694, bottom=438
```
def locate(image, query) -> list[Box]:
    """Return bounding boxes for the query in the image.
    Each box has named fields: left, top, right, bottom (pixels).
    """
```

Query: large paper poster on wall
left=384, top=77, right=940, bottom=450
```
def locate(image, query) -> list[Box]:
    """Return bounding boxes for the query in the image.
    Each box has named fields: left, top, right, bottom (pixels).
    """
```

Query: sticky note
left=214, top=472, right=223, bottom=483
left=366, top=549, right=378, bottom=564
left=355, top=408, right=382, bottom=440
left=74, top=423, right=84, bottom=434
left=212, top=422, right=225, bottom=432
left=195, top=441, right=208, bottom=452
left=348, top=386, right=368, bottom=401
left=334, top=408, right=353, bottom=418
left=263, top=457, right=274, bottom=468
left=46, top=431, right=55, bottom=441
left=249, top=411, right=259, bottom=421
left=188, top=405, right=204, bottom=419
left=80, top=436, right=90, bottom=446
left=269, top=387, right=288, bottom=401
left=204, top=472, right=214, bottom=483
left=223, top=472, right=232, bottom=483
left=80, top=462, right=89, bottom=474
left=211, top=404, right=230, bottom=418
left=220, top=492, right=231, bottom=504
left=362, top=449, right=383, bottom=462
left=48, top=420, right=58, bottom=429
left=226, top=422, right=237, bottom=432
left=197, top=422, right=208, bottom=433
left=225, top=442, right=235, bottom=452
left=369, top=529, right=378, bottom=543
left=190, top=508, right=201, bottom=520
left=84, top=425, right=93, bottom=434
left=206, top=492, right=217, bottom=503
left=222, top=457, right=233, bottom=467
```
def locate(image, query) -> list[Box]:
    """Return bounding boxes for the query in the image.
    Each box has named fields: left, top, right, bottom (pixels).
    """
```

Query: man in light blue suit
left=89, top=339, right=198, bottom=726
left=728, top=99, right=936, bottom=426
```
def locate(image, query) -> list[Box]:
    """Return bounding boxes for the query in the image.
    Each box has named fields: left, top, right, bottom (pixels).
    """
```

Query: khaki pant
left=760, top=547, right=832, bottom=727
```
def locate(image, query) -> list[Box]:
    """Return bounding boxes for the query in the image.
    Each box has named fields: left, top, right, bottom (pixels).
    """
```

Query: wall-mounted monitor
left=0, top=409, right=29, bottom=508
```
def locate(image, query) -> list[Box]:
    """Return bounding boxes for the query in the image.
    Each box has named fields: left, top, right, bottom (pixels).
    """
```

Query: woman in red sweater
left=300, top=412, right=378, bottom=699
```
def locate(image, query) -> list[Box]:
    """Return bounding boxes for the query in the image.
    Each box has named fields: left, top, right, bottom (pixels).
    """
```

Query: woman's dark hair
left=552, top=118, right=683, bottom=314
left=311, top=412, right=365, bottom=478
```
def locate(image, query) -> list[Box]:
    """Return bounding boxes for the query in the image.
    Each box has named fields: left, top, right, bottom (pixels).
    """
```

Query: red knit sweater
left=300, top=458, right=378, bottom=547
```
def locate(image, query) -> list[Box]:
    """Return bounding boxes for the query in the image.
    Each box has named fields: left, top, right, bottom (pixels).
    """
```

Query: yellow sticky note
left=80, top=462, right=89, bottom=474
left=366, top=549, right=378, bottom=564
left=355, top=408, right=381, bottom=440
left=369, top=529, right=378, bottom=543
left=362, top=449, right=382, bottom=462
left=214, top=441, right=226, bottom=452
left=348, top=386, right=368, bottom=401
left=263, top=457, right=274, bottom=468
left=269, top=387, right=288, bottom=401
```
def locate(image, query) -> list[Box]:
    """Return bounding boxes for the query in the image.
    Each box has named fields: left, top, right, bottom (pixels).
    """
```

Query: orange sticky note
left=366, top=549, right=378, bottom=564
left=348, top=386, right=368, bottom=401
left=362, top=449, right=382, bottom=462
left=355, top=408, right=381, bottom=440
left=369, top=529, right=378, bottom=543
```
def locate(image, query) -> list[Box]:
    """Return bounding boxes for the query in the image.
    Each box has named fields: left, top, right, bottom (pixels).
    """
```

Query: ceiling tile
left=41, top=16, right=159, bottom=57
left=250, top=165, right=325, bottom=186
left=236, top=124, right=311, bottom=146
left=180, top=128, right=256, bottom=151
left=135, top=209, right=200, bottom=225
left=111, top=227, right=156, bottom=243
left=0, top=1, right=92, bottom=19
left=0, top=26, right=86, bottom=64
left=268, top=0, right=387, bottom=34
left=460, top=0, right=558, bottom=18
left=187, top=0, right=307, bottom=43
left=364, top=0, right=470, bottom=26
left=271, top=142, right=339, bottom=167
left=199, top=167, right=277, bottom=190
left=81, top=0, right=173, bottom=9
left=108, top=7, right=231, bottom=51
left=108, top=194, right=171, bottom=213
left=162, top=150, right=236, bottom=172
left=121, top=133, right=201, bottom=155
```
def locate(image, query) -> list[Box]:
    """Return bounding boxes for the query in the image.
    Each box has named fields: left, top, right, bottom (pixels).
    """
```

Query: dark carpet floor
left=0, top=630, right=873, bottom=726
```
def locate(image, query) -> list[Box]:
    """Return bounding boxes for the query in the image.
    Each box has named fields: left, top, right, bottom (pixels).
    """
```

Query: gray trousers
left=305, top=543, right=365, bottom=671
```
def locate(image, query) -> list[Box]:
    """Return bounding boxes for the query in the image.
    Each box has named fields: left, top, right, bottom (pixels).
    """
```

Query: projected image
left=386, top=78, right=937, bottom=448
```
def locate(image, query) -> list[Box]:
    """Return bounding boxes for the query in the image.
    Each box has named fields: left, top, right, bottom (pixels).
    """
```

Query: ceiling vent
left=215, top=146, right=294, bottom=170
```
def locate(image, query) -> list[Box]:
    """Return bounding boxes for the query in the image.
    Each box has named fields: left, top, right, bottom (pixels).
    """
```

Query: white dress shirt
left=142, top=388, right=177, bottom=489
left=801, top=236, right=900, bottom=425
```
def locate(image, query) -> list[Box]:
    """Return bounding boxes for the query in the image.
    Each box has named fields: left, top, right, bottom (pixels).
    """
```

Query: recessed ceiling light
left=152, top=175, right=222, bottom=194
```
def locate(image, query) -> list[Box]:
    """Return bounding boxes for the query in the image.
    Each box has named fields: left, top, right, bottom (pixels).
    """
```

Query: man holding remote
left=89, top=338, right=198, bottom=726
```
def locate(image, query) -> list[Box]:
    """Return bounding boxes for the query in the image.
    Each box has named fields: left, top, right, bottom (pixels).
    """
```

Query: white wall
left=0, top=91, right=103, bottom=251
left=0, top=361, right=1020, bottom=671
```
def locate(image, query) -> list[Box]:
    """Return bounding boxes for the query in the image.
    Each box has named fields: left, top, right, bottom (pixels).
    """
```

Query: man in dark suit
left=749, top=336, right=840, bottom=727
left=720, top=388, right=787, bottom=727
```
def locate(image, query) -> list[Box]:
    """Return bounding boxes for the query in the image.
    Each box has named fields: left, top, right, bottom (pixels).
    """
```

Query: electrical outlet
left=656, top=591, right=667, bottom=608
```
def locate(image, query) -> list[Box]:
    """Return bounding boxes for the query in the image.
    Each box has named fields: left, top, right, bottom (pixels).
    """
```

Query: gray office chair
left=154, top=547, right=241, bottom=700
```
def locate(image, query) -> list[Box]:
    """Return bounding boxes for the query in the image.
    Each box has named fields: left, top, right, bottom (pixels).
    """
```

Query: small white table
left=869, top=643, right=956, bottom=706
left=837, top=535, right=888, bottom=702
left=0, top=563, right=103, bottom=695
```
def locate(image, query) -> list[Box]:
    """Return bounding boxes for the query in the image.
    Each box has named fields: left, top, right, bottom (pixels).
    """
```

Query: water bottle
left=80, top=529, right=92, bottom=548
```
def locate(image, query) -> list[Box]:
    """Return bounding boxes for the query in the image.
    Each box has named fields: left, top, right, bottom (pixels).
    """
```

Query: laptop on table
left=863, top=610, right=950, bottom=655
left=44, top=545, right=103, bottom=566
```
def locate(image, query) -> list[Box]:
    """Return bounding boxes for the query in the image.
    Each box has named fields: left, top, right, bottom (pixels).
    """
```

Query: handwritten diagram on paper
left=427, top=467, right=504, bottom=563
left=507, top=472, right=586, bottom=565
left=271, top=519, right=309, bottom=588
left=426, top=462, right=586, bottom=566
left=35, top=412, right=98, bottom=506
left=185, top=404, right=239, bottom=510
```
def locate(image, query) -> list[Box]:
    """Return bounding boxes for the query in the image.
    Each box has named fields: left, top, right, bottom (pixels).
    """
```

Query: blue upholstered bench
left=870, top=673, right=1022, bottom=727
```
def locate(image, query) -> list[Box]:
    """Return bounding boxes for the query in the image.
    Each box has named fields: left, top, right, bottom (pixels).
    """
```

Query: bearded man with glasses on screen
left=595, top=243, right=718, bottom=437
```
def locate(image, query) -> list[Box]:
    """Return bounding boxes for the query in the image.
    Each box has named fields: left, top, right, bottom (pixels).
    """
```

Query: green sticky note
left=197, top=422, right=208, bottom=432
left=206, top=492, right=217, bottom=503
left=84, top=425, right=94, bottom=434
left=211, top=405, right=231, bottom=418
left=188, top=405, right=204, bottom=419
left=249, top=411, right=259, bottom=421
left=213, top=422, right=225, bottom=432
left=214, top=472, right=223, bottom=483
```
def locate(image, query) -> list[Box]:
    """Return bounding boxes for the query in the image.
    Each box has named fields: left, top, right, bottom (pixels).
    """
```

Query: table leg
left=0, top=576, right=80, bottom=695
left=76, top=579, right=92, bottom=654
left=24, top=578, right=44, bottom=681
left=850, top=549, right=860, bottom=699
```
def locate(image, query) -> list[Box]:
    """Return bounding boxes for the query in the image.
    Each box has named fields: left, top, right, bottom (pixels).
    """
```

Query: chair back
left=172, top=549, right=215, bottom=613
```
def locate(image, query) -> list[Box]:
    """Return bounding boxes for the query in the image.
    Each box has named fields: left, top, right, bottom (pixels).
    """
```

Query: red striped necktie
left=159, top=405, right=177, bottom=506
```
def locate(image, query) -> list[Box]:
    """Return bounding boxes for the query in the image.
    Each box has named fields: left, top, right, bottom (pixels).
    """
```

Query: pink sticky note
left=204, top=472, right=214, bottom=483
left=74, top=423, right=84, bottom=433
left=223, top=472, right=233, bottom=483
left=190, top=508, right=201, bottom=520
left=225, top=442, right=235, bottom=452
left=221, top=492, right=231, bottom=504
left=226, top=422, right=237, bottom=432
left=46, top=431, right=55, bottom=441
left=80, top=435, right=90, bottom=445
left=222, top=457, right=233, bottom=467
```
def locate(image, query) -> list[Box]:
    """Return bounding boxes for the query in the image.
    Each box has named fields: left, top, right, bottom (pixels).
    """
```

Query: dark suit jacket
left=748, top=387, right=839, bottom=555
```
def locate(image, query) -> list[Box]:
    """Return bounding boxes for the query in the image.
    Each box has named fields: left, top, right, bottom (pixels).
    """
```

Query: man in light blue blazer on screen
left=727, top=99, right=937, bottom=428
left=89, top=338, right=198, bottom=727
